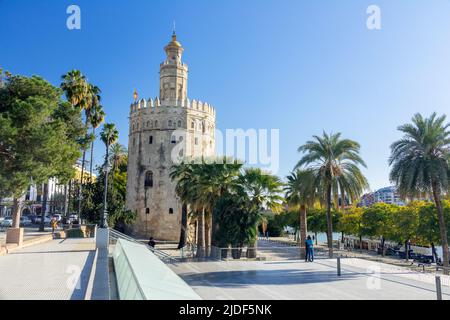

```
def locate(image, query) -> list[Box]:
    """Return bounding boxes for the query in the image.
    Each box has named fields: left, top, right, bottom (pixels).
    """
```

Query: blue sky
left=1, top=0, right=450, bottom=190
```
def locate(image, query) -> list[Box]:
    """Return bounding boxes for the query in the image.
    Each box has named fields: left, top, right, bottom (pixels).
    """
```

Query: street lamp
left=101, top=161, right=110, bottom=228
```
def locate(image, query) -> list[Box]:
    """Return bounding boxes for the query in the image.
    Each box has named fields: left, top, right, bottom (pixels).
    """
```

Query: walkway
left=170, top=258, right=450, bottom=300
left=0, top=238, right=96, bottom=300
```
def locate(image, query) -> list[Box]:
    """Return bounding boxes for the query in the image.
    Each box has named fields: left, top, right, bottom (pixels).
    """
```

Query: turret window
left=168, top=120, right=172, bottom=127
left=149, top=136, right=153, bottom=144
left=171, top=136, right=176, bottom=144
left=169, top=208, right=174, bottom=214
left=177, top=120, right=181, bottom=127
left=144, top=171, right=153, bottom=188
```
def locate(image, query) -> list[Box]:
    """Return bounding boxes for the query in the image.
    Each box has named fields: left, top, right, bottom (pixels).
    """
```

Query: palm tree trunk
left=12, top=197, right=21, bottom=229
left=326, top=183, right=334, bottom=258
left=205, top=214, right=211, bottom=257
left=89, top=127, right=95, bottom=181
left=196, top=209, right=205, bottom=258
left=431, top=181, right=449, bottom=274
left=178, top=203, right=188, bottom=249
left=299, top=204, right=307, bottom=259
left=78, top=117, right=90, bottom=216
left=39, top=183, right=48, bottom=232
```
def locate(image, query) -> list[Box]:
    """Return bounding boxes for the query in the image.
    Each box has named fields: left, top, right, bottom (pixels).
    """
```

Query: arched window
left=191, top=121, right=195, bottom=129
left=171, top=135, right=176, bottom=144
left=149, top=136, right=153, bottom=144
left=155, top=120, right=158, bottom=128
left=145, top=208, right=150, bottom=214
left=146, top=121, right=149, bottom=127
left=177, top=120, right=181, bottom=127
left=144, top=171, right=153, bottom=188
left=169, top=208, right=174, bottom=214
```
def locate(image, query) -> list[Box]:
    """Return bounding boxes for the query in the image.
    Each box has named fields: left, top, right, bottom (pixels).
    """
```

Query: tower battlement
left=130, top=98, right=216, bottom=117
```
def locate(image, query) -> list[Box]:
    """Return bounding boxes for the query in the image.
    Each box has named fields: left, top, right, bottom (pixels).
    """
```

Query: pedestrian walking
left=50, top=217, right=57, bottom=234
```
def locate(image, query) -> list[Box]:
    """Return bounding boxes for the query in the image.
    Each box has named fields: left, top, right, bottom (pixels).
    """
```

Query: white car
left=69, top=214, right=78, bottom=223
left=20, top=216, right=32, bottom=227
left=35, top=215, right=51, bottom=225
left=1, top=217, right=13, bottom=228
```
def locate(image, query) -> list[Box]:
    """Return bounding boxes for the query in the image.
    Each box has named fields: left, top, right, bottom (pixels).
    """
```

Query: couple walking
left=304, top=235, right=314, bottom=262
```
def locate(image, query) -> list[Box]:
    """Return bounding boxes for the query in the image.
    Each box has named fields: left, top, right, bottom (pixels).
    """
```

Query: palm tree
left=389, top=113, right=450, bottom=273
left=239, top=168, right=284, bottom=257
left=60, top=70, right=88, bottom=108
left=100, top=123, right=119, bottom=228
left=295, top=132, right=369, bottom=257
left=79, top=84, right=101, bottom=205
left=239, top=168, right=284, bottom=212
left=285, top=170, right=316, bottom=258
left=89, top=104, right=105, bottom=180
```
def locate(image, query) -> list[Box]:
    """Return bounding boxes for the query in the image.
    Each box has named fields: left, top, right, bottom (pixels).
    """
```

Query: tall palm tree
left=61, top=70, right=88, bottom=108
left=295, top=132, right=369, bottom=257
left=79, top=84, right=101, bottom=199
left=389, top=113, right=450, bottom=273
left=285, top=170, right=316, bottom=258
left=89, top=104, right=105, bottom=180
left=196, top=158, right=243, bottom=255
left=170, top=162, right=196, bottom=250
left=100, top=123, right=119, bottom=228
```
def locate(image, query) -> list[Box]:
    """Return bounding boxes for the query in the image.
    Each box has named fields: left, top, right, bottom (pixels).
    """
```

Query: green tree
left=339, top=207, right=364, bottom=250
left=295, top=132, right=369, bottom=257
left=360, top=203, right=393, bottom=255
left=389, top=204, right=419, bottom=262
left=389, top=113, right=450, bottom=271
left=0, top=73, right=84, bottom=231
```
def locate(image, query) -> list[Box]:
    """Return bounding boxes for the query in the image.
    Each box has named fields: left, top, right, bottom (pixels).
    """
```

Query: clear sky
left=1, top=0, right=450, bottom=191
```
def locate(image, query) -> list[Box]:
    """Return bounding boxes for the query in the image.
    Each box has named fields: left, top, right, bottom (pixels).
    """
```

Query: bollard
left=337, top=257, right=341, bottom=276
left=435, top=276, right=442, bottom=300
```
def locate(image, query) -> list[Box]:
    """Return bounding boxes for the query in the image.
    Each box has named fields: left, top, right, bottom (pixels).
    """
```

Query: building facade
left=359, top=186, right=404, bottom=207
left=126, top=33, right=216, bottom=241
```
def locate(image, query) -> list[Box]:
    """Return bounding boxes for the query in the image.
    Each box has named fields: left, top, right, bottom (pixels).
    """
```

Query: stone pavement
left=0, top=238, right=96, bottom=300
left=170, top=257, right=450, bottom=300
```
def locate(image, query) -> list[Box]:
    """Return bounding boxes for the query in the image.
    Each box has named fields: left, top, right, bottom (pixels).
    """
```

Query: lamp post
left=101, top=156, right=110, bottom=228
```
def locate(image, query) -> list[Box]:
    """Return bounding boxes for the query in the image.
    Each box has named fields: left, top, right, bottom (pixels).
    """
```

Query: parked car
left=53, top=214, right=62, bottom=222
left=20, top=216, right=32, bottom=227
left=1, top=217, right=13, bottom=228
left=35, top=215, right=51, bottom=225
left=69, top=214, right=78, bottom=223
left=27, top=214, right=38, bottom=224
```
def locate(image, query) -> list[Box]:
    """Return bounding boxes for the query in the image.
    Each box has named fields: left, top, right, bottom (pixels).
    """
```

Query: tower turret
left=159, top=32, right=188, bottom=102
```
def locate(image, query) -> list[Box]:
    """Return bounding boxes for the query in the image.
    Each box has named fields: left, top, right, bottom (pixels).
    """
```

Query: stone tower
left=126, top=32, right=216, bottom=241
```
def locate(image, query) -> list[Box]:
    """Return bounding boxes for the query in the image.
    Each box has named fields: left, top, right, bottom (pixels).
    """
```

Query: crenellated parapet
left=129, top=97, right=216, bottom=117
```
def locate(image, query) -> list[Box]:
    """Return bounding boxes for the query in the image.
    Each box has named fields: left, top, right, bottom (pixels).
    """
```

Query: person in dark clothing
left=305, top=235, right=314, bottom=262
left=148, top=237, right=156, bottom=248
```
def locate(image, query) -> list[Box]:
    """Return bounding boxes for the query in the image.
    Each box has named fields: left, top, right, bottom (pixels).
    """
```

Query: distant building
left=0, top=164, right=96, bottom=217
left=359, top=186, right=405, bottom=207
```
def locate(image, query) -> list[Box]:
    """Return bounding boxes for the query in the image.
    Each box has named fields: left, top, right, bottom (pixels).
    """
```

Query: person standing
left=305, top=235, right=314, bottom=262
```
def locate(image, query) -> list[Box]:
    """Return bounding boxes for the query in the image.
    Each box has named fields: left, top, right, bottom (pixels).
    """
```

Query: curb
left=1, top=234, right=54, bottom=255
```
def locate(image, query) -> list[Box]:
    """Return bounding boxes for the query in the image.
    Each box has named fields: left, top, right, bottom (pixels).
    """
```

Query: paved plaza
left=170, top=257, right=450, bottom=300
left=0, top=238, right=96, bottom=300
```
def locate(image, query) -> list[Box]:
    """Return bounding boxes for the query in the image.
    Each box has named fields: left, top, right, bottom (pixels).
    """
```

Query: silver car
left=1, top=217, right=13, bottom=228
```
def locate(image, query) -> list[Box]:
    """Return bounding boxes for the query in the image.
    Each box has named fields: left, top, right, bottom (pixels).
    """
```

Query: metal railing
left=108, top=228, right=178, bottom=263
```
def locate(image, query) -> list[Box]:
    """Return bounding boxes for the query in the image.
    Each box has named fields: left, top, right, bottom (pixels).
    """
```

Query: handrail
left=108, top=228, right=177, bottom=263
